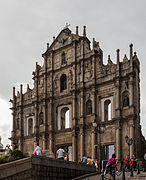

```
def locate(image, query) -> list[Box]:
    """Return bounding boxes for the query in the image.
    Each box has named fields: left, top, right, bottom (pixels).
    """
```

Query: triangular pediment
left=50, top=28, right=72, bottom=51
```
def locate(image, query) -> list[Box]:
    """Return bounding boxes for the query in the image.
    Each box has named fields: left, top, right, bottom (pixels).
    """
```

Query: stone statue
left=123, top=95, right=129, bottom=107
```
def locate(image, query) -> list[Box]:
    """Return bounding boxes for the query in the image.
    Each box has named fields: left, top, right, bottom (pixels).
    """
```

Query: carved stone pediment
left=50, top=28, right=72, bottom=51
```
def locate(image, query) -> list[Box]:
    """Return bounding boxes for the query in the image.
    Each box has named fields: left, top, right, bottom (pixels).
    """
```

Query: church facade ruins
left=10, top=26, right=143, bottom=161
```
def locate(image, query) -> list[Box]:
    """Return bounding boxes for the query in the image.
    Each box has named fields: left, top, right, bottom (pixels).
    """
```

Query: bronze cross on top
left=64, top=23, right=70, bottom=29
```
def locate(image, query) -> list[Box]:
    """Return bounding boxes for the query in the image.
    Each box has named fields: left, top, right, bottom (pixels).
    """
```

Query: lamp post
left=93, top=120, right=106, bottom=172
left=125, top=135, right=133, bottom=157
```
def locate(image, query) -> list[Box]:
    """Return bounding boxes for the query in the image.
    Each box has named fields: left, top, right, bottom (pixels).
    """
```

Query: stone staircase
left=0, top=155, right=95, bottom=180
left=72, top=171, right=146, bottom=180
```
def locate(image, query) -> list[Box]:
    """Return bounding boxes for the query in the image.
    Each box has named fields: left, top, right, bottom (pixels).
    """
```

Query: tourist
left=121, top=158, right=125, bottom=169
left=129, top=158, right=134, bottom=170
left=94, top=160, right=98, bottom=171
left=87, top=156, right=92, bottom=165
left=5, top=144, right=11, bottom=155
left=12, top=142, right=18, bottom=150
left=125, top=155, right=130, bottom=171
left=81, top=155, right=87, bottom=164
left=33, top=143, right=42, bottom=156
left=106, top=154, right=117, bottom=178
left=56, top=148, right=65, bottom=160
left=132, top=154, right=137, bottom=171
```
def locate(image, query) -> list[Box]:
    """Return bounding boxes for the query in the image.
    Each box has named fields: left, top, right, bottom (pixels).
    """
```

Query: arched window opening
left=108, top=103, right=111, bottom=120
left=61, top=52, right=66, bottom=65
left=28, top=118, right=33, bottom=136
left=61, top=107, right=70, bottom=129
left=39, top=112, right=43, bottom=125
left=86, top=100, right=92, bottom=115
left=123, top=91, right=129, bottom=107
left=65, top=110, right=70, bottom=128
left=60, top=74, right=67, bottom=92
left=104, top=100, right=112, bottom=121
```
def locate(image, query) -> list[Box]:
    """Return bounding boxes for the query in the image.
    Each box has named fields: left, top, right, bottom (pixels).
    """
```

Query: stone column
left=130, top=44, right=133, bottom=72
left=72, top=88, right=78, bottom=160
left=43, top=104, right=48, bottom=150
left=34, top=63, right=39, bottom=143
left=42, top=134, right=45, bottom=151
left=44, top=55, right=48, bottom=149
left=72, top=91, right=76, bottom=127
left=34, top=103, right=39, bottom=143
left=92, top=88, right=95, bottom=115
left=116, top=126, right=121, bottom=159
left=130, top=124, right=134, bottom=158
left=19, top=84, right=24, bottom=152
left=47, top=50, right=54, bottom=155
left=12, top=87, right=16, bottom=138
left=48, top=98, right=54, bottom=154
left=129, top=76, right=134, bottom=106
left=80, top=91, right=84, bottom=117
left=72, top=130, right=76, bottom=162
left=98, top=96, right=101, bottom=121
left=115, top=80, right=121, bottom=118
left=91, top=129, right=96, bottom=159
left=80, top=128, right=84, bottom=159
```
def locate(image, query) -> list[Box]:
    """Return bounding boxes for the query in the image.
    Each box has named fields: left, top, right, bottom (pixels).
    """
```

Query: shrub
left=0, top=150, right=25, bottom=164
left=10, top=150, right=24, bottom=160
left=0, top=154, right=10, bottom=164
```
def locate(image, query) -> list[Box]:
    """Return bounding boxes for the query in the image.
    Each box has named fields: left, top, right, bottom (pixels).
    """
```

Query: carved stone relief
left=68, top=70, right=73, bottom=90
left=85, top=60, right=93, bottom=81
left=54, top=74, right=59, bottom=94
left=77, top=63, right=81, bottom=84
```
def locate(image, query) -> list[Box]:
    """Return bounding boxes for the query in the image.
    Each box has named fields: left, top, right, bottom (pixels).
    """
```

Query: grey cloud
left=0, top=0, right=146, bottom=141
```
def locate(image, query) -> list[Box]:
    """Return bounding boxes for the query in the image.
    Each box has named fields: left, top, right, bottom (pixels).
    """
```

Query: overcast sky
left=0, top=0, right=146, bottom=146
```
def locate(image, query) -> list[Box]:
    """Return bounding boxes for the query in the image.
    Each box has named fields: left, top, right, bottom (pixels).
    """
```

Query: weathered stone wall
left=10, top=27, right=142, bottom=162
left=0, top=156, right=95, bottom=180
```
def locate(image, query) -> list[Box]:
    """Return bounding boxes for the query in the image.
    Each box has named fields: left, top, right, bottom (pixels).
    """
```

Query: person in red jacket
left=125, top=155, right=130, bottom=171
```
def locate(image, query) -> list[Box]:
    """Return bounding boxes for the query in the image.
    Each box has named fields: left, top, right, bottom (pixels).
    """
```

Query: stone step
left=72, top=171, right=146, bottom=180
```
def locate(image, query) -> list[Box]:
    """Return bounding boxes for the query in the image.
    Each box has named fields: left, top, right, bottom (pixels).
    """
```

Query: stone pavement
left=72, top=171, right=146, bottom=180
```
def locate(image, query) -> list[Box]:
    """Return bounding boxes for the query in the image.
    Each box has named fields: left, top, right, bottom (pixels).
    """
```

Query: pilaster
left=129, top=75, right=134, bottom=106
left=91, top=128, right=96, bottom=159
left=129, top=122, right=134, bottom=158
left=72, top=130, right=77, bottom=162
left=80, top=128, right=84, bottom=159
left=115, top=123, right=121, bottom=159
left=20, top=84, right=24, bottom=152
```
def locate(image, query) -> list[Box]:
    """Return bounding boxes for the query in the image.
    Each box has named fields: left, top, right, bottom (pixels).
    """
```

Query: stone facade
left=10, top=26, right=143, bottom=161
